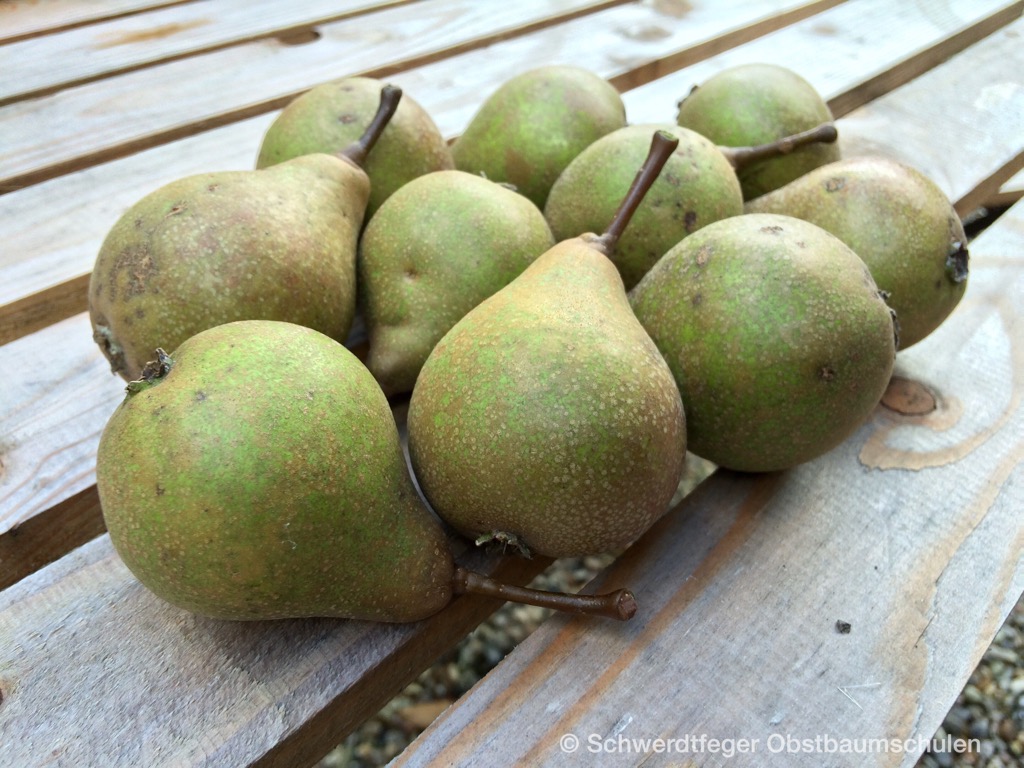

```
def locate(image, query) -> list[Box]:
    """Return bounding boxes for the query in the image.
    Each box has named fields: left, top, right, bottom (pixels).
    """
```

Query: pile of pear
left=89, top=63, right=968, bottom=625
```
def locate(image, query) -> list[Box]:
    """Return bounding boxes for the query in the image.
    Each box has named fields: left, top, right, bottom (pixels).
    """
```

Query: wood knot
left=880, top=376, right=936, bottom=415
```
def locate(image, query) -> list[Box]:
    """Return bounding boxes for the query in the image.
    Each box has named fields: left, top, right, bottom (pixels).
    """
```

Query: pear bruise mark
left=881, top=376, right=936, bottom=416
left=166, top=202, right=187, bottom=217
left=818, top=365, right=837, bottom=382
left=684, top=210, right=698, bottom=232
left=825, top=176, right=845, bottom=193
left=337, top=113, right=359, bottom=125
left=759, top=225, right=784, bottom=235
left=695, top=243, right=712, bottom=266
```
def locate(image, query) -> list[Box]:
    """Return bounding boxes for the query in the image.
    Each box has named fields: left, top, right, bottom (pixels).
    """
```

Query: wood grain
left=394, top=198, right=1024, bottom=768
left=0, top=0, right=189, bottom=45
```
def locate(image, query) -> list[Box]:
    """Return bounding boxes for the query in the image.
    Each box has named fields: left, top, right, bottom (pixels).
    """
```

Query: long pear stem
left=452, top=566, right=637, bottom=621
left=337, top=84, right=403, bottom=167
left=720, top=121, right=838, bottom=171
left=591, top=129, right=680, bottom=256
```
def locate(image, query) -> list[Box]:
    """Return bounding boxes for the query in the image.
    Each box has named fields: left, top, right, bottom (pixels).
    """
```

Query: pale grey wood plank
left=393, top=197, right=1024, bottom=768
left=0, top=0, right=421, bottom=103
left=0, top=0, right=187, bottom=44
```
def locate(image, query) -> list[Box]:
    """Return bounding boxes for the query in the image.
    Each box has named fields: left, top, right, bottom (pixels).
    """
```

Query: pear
left=359, top=170, right=555, bottom=396
left=408, top=131, right=687, bottom=560
left=451, top=65, right=627, bottom=209
left=745, top=156, right=969, bottom=348
left=256, top=76, right=454, bottom=218
left=676, top=63, right=841, bottom=200
left=97, top=320, right=637, bottom=622
left=630, top=213, right=897, bottom=473
left=89, top=85, right=401, bottom=381
left=544, top=121, right=837, bottom=289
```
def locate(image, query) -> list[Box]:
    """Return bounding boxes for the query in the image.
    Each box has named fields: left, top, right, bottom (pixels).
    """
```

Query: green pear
left=358, top=170, right=555, bottom=396
left=97, top=320, right=637, bottom=622
left=745, top=156, right=969, bottom=348
left=676, top=63, right=841, bottom=200
left=630, top=213, right=897, bottom=473
left=408, top=132, right=687, bottom=559
left=451, top=65, right=627, bottom=209
left=89, top=86, right=401, bottom=381
left=545, top=122, right=839, bottom=288
left=256, top=76, right=453, bottom=217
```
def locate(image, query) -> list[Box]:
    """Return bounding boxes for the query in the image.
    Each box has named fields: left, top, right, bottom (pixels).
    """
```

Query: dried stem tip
left=338, top=84, right=403, bottom=167
left=720, top=121, right=838, bottom=171
left=452, top=566, right=637, bottom=621
left=592, top=129, right=680, bottom=256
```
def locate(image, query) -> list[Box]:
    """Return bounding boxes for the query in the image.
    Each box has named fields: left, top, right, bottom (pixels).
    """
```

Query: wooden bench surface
left=1, top=1, right=1022, bottom=766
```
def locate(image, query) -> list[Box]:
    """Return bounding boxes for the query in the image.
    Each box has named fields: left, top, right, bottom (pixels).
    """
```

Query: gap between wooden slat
left=0, top=0, right=197, bottom=46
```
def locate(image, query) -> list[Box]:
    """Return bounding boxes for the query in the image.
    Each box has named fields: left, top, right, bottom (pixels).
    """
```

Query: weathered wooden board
left=0, top=531, right=552, bottom=767
left=393, top=199, right=1024, bottom=767
left=0, top=0, right=412, bottom=103
left=0, top=0, right=186, bottom=44
left=0, top=0, right=837, bottom=193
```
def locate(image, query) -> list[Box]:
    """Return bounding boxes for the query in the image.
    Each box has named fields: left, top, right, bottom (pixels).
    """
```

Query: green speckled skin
left=630, top=214, right=896, bottom=473
left=745, top=156, right=968, bottom=348
left=451, top=66, right=627, bottom=209
left=407, top=241, right=687, bottom=559
left=359, top=170, right=555, bottom=396
left=88, top=155, right=365, bottom=381
left=676, top=63, right=841, bottom=200
left=96, top=320, right=453, bottom=622
left=256, top=76, right=453, bottom=217
left=545, top=124, right=743, bottom=289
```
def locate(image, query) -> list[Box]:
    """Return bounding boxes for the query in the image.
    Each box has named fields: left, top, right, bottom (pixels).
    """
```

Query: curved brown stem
left=720, top=122, right=838, bottom=171
left=591, top=129, right=680, bottom=256
left=337, top=84, right=403, bottom=167
left=452, top=566, right=637, bottom=621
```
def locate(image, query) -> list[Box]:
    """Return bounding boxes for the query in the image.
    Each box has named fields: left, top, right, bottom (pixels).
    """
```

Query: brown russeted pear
left=676, top=63, right=841, bottom=200
left=745, top=156, right=969, bottom=348
left=630, top=213, right=897, bottom=473
left=408, top=131, right=687, bottom=560
left=89, top=85, right=401, bottom=381
left=97, top=320, right=637, bottom=622
left=544, top=121, right=838, bottom=289
left=256, top=76, right=454, bottom=218
left=359, top=170, right=556, bottom=396
left=451, top=65, right=627, bottom=209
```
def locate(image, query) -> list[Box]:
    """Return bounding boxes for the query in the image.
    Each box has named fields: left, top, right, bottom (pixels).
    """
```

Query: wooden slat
left=0, top=0, right=189, bottom=45
left=0, top=0, right=635, bottom=193
left=0, top=532, right=552, bottom=767
left=989, top=167, right=1024, bottom=208
left=0, top=0, right=427, bottom=105
left=393, top=198, right=1024, bottom=766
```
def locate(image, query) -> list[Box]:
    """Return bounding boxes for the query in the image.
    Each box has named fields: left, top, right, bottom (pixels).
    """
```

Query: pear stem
left=591, top=129, right=680, bottom=256
left=337, top=84, right=403, bottom=167
left=719, top=121, right=838, bottom=171
left=452, top=566, right=637, bottom=621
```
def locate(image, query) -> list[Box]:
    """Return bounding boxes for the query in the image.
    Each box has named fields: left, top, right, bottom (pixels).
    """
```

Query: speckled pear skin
left=407, top=239, right=687, bottom=559
left=630, top=214, right=896, bottom=473
left=359, top=170, right=555, bottom=396
left=96, top=320, right=453, bottom=622
left=256, top=76, right=453, bottom=217
left=451, top=66, right=627, bottom=209
left=676, top=63, right=841, bottom=200
left=745, top=156, right=969, bottom=349
left=89, top=154, right=365, bottom=381
left=544, top=123, right=743, bottom=289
